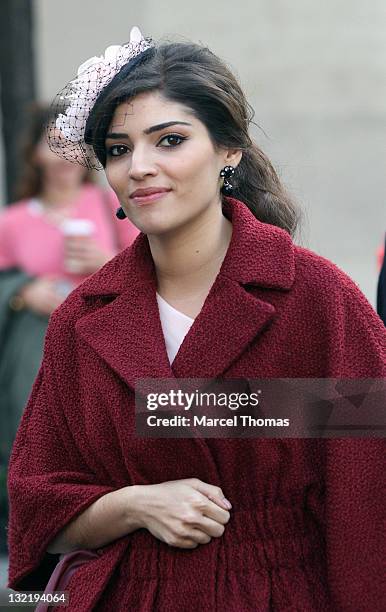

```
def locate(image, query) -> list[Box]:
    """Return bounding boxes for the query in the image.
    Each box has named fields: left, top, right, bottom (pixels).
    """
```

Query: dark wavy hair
left=16, top=104, right=94, bottom=200
left=85, top=42, right=300, bottom=235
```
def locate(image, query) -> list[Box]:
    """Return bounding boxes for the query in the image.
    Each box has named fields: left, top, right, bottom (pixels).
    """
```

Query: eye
left=106, top=144, right=130, bottom=157
left=158, top=134, right=187, bottom=148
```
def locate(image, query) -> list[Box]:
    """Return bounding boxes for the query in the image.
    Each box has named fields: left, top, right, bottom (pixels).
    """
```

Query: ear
left=224, top=148, right=242, bottom=169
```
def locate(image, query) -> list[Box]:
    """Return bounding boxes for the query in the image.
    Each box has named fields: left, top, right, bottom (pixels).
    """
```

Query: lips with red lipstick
left=129, top=187, right=172, bottom=205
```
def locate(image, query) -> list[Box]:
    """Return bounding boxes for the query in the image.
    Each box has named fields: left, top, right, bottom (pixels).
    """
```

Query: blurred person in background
left=0, top=104, right=138, bottom=551
left=377, top=234, right=385, bottom=324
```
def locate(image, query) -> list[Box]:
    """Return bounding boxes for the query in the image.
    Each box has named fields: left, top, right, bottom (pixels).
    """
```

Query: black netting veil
left=46, top=28, right=153, bottom=170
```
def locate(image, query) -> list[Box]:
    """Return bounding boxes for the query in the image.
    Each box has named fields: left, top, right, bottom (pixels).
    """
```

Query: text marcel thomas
left=143, top=389, right=290, bottom=429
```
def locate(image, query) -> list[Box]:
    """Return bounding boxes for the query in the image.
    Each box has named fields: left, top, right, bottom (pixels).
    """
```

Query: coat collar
left=79, top=197, right=295, bottom=297
left=76, top=198, right=295, bottom=386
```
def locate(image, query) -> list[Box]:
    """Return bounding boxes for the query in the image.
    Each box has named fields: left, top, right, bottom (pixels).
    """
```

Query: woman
left=7, top=28, right=386, bottom=611
left=0, top=105, right=138, bottom=442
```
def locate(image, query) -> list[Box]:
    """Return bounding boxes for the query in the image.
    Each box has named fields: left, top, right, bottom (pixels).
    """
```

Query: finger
left=178, top=541, right=199, bottom=549
left=170, top=537, right=198, bottom=549
left=188, top=528, right=212, bottom=545
left=65, top=236, right=91, bottom=247
left=74, top=241, right=95, bottom=251
left=195, top=515, right=227, bottom=537
left=185, top=490, right=230, bottom=525
left=206, top=492, right=232, bottom=511
left=65, top=246, right=89, bottom=257
left=191, top=480, right=232, bottom=511
left=201, top=500, right=230, bottom=525
left=65, top=236, right=91, bottom=244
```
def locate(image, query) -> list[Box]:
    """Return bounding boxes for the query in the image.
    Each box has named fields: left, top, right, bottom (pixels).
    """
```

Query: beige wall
left=10, top=0, right=386, bottom=302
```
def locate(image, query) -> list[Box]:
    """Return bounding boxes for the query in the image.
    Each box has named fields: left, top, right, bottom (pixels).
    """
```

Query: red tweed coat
left=8, top=198, right=386, bottom=611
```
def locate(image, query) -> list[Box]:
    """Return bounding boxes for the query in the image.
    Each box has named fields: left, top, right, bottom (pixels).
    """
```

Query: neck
left=149, top=201, right=232, bottom=299
left=39, top=182, right=83, bottom=207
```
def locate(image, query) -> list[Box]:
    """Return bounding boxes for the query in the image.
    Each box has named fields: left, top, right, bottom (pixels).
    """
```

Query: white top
left=156, top=293, right=194, bottom=364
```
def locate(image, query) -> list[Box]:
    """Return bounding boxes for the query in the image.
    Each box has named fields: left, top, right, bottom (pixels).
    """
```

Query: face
left=34, top=134, right=87, bottom=185
left=104, top=91, right=241, bottom=235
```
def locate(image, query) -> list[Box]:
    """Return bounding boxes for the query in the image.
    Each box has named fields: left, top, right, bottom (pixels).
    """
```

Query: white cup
left=61, top=219, right=95, bottom=273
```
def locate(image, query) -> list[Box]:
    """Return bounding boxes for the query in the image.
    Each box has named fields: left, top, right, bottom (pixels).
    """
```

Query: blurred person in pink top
left=0, top=105, right=138, bottom=539
left=0, top=104, right=139, bottom=309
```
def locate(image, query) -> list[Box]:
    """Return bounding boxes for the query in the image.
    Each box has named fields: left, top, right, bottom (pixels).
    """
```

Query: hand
left=64, top=236, right=112, bottom=274
left=132, top=478, right=232, bottom=549
left=18, top=277, right=64, bottom=317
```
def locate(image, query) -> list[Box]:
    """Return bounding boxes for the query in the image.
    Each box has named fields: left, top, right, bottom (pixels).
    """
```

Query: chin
left=128, top=208, right=185, bottom=237
left=136, top=221, right=178, bottom=237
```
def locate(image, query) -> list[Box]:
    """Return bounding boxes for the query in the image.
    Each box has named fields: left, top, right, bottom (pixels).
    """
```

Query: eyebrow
left=105, top=121, right=192, bottom=140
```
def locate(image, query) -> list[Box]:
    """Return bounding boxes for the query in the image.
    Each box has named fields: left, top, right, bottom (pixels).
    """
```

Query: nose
left=128, top=146, right=157, bottom=181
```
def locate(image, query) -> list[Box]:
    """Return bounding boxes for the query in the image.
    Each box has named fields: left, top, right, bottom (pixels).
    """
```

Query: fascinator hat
left=47, top=27, right=154, bottom=169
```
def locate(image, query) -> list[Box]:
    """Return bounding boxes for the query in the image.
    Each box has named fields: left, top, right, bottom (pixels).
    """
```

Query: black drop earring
left=115, top=207, right=126, bottom=220
left=220, top=165, right=235, bottom=195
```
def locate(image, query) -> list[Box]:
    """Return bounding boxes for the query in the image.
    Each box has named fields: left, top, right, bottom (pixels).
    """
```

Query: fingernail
left=222, top=498, right=232, bottom=509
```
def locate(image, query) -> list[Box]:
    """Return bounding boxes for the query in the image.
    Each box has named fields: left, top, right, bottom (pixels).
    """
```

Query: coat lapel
left=171, top=277, right=275, bottom=378
left=75, top=198, right=295, bottom=386
left=76, top=235, right=173, bottom=389
left=76, top=282, right=173, bottom=389
left=172, top=197, right=295, bottom=378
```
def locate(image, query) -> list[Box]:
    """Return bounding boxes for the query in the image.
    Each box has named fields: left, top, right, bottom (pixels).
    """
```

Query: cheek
left=171, top=147, right=215, bottom=187
left=105, top=164, right=124, bottom=194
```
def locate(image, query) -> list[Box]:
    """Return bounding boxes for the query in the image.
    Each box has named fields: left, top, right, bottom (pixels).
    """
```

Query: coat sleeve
left=324, top=438, right=386, bottom=611
left=7, top=319, right=116, bottom=590
left=0, top=269, right=35, bottom=347
left=321, top=271, right=386, bottom=610
left=326, top=265, right=386, bottom=376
